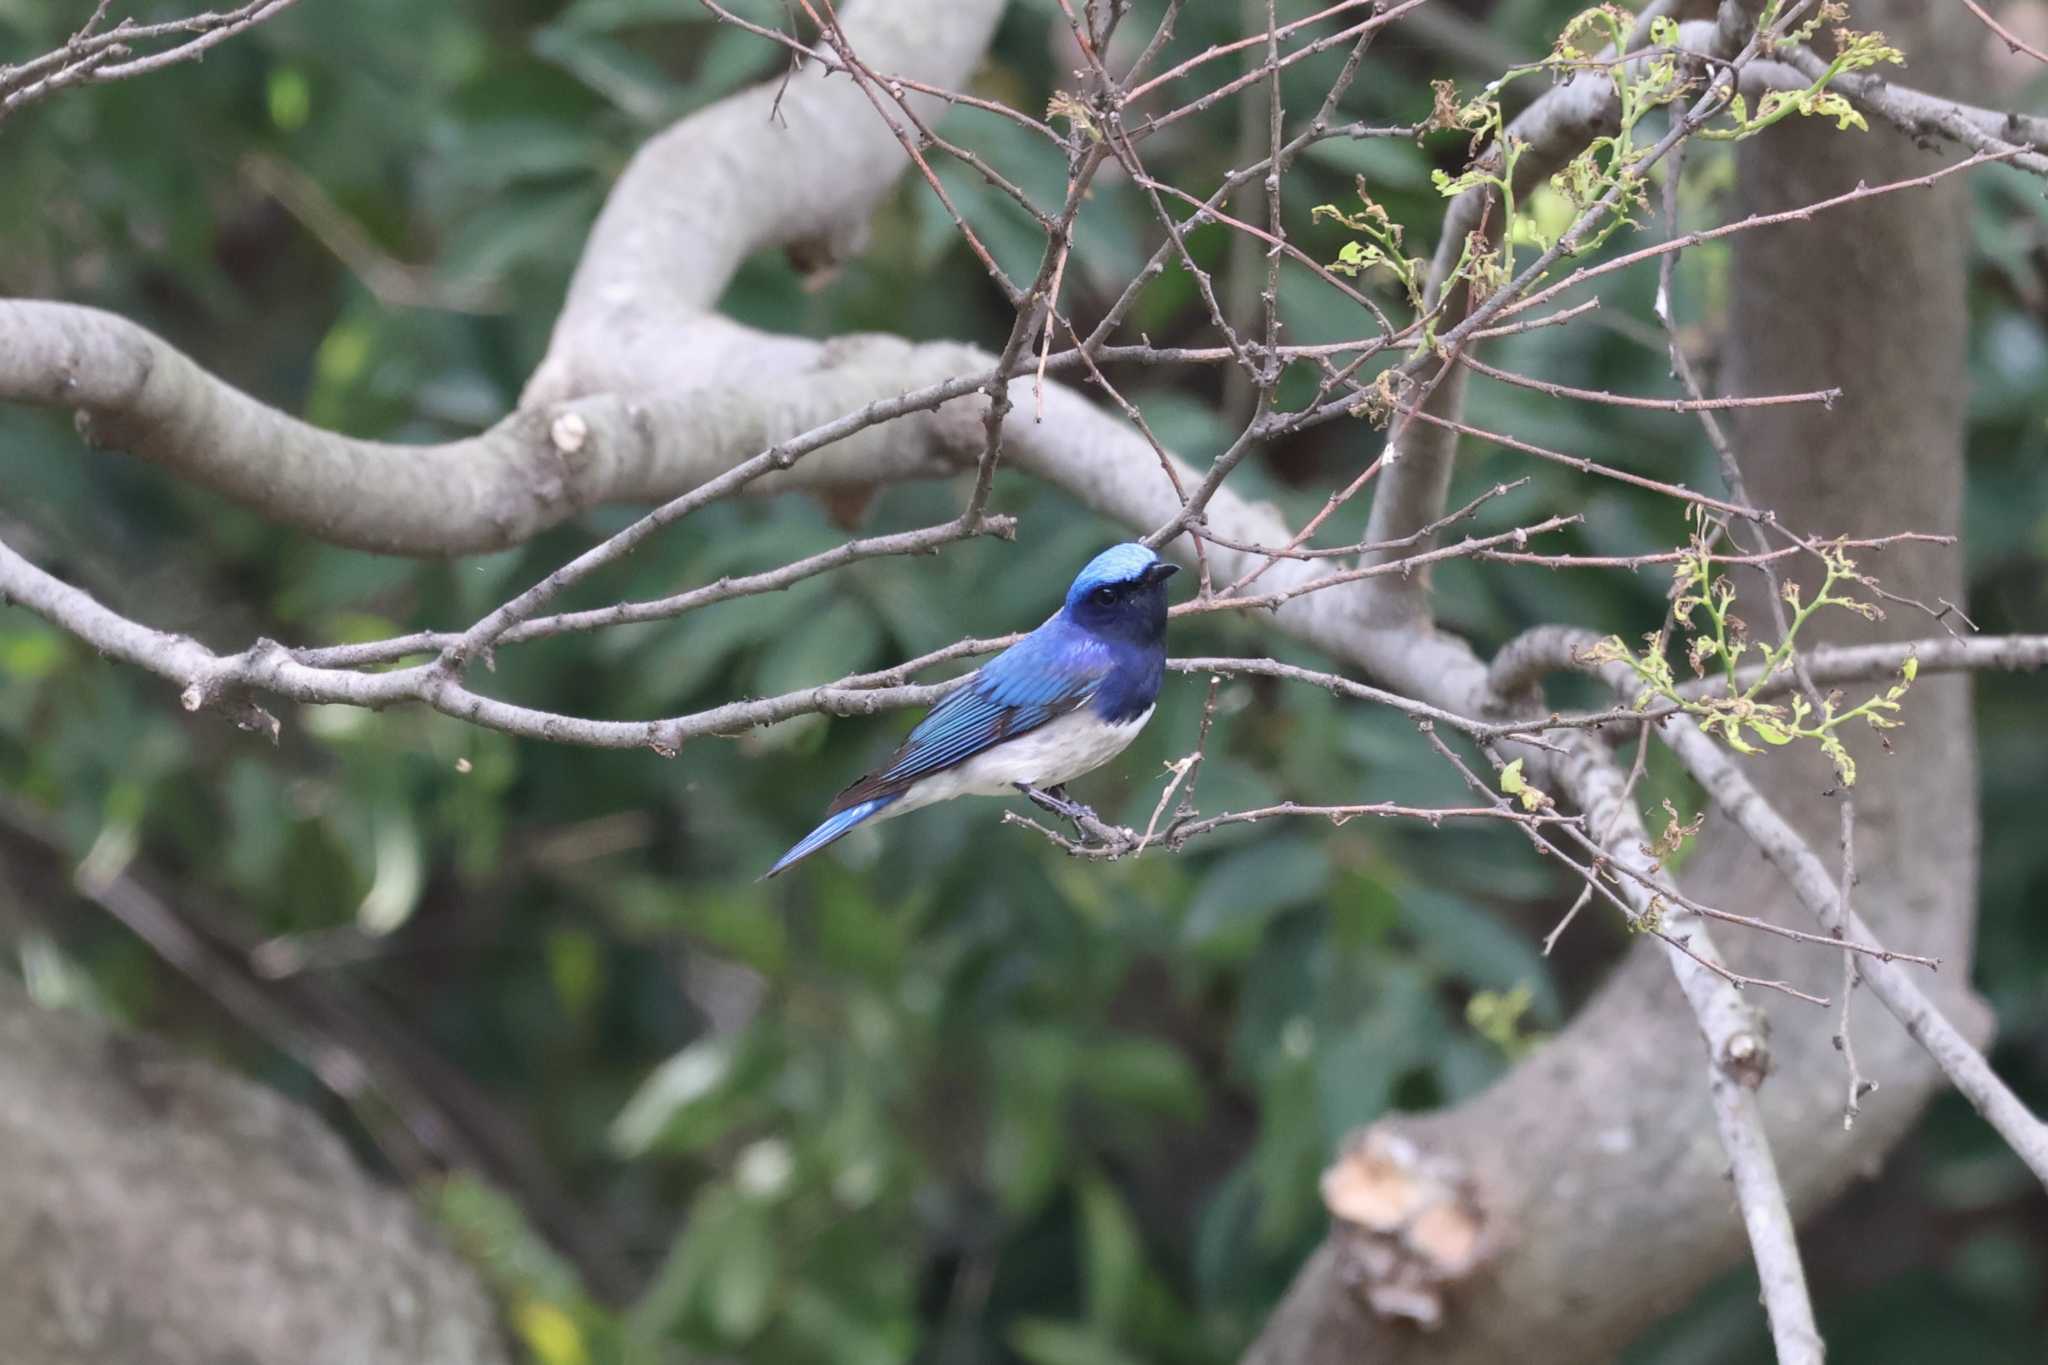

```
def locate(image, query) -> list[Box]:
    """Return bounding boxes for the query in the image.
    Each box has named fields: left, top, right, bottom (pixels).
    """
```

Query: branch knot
left=1321, top=1129, right=1489, bottom=1329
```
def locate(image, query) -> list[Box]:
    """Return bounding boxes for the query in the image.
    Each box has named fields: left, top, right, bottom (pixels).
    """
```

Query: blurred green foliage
left=1, top=3, right=2044, bottom=1363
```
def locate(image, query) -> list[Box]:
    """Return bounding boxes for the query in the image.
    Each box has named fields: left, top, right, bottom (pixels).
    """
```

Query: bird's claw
left=1018, top=783, right=1094, bottom=834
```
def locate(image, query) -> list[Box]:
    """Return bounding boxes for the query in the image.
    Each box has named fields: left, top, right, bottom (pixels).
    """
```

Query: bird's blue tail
left=762, top=796, right=897, bottom=879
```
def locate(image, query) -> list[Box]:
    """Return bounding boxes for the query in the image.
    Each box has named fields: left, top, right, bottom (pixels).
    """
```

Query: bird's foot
left=1018, top=783, right=1093, bottom=834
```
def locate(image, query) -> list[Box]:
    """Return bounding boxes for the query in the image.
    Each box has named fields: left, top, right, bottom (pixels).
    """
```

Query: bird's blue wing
left=826, top=623, right=1109, bottom=813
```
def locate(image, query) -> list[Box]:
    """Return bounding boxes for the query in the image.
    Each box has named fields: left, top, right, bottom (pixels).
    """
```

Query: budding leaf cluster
left=1592, top=530, right=1918, bottom=788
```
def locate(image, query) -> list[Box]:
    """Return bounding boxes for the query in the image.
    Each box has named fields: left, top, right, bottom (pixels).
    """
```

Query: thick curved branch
left=1492, top=629, right=2048, bottom=703
left=1704, top=634, right=2048, bottom=698
left=1777, top=41, right=2048, bottom=177
left=523, top=0, right=1006, bottom=405
left=0, top=301, right=992, bottom=553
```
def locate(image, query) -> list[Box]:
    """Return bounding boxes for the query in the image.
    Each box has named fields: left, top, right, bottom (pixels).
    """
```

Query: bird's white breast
left=883, top=705, right=1156, bottom=818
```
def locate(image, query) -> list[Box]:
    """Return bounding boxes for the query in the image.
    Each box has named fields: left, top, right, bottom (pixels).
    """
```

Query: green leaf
left=753, top=599, right=884, bottom=701
left=1250, top=1043, right=1325, bottom=1246
left=606, top=877, right=787, bottom=970
left=705, top=1195, right=778, bottom=1341
left=626, top=1185, right=777, bottom=1347
left=512, top=1299, right=590, bottom=1365
left=1075, top=1035, right=1205, bottom=1122
left=0, top=624, right=68, bottom=682
left=432, top=1173, right=588, bottom=1309
left=815, top=878, right=910, bottom=980
left=620, top=585, right=819, bottom=707
left=1806, top=90, right=1868, bottom=132
left=1466, top=982, right=1545, bottom=1059
left=987, top=1027, right=1077, bottom=1215
left=1302, top=135, right=1430, bottom=188
left=546, top=928, right=604, bottom=1020
left=1077, top=1170, right=1145, bottom=1331
left=1498, top=758, right=1527, bottom=797
left=781, top=1286, right=911, bottom=1365
left=450, top=119, right=604, bottom=190
left=1193, top=1162, right=1260, bottom=1305
left=1431, top=165, right=1497, bottom=198
left=1821, top=733, right=1858, bottom=787
left=1497, top=756, right=1548, bottom=811
left=1400, top=890, right=1559, bottom=1012
left=440, top=183, right=604, bottom=283
left=609, top=1038, right=734, bottom=1157
left=530, top=24, right=683, bottom=124
left=1746, top=716, right=1794, bottom=745
left=1008, top=1318, right=1144, bottom=1365
left=355, top=807, right=423, bottom=935
left=1312, top=964, right=1440, bottom=1143
left=1181, top=838, right=1330, bottom=961
left=266, top=67, right=311, bottom=132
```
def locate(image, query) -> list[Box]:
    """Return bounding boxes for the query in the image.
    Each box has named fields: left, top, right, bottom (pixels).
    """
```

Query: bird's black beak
left=1141, top=562, right=1181, bottom=585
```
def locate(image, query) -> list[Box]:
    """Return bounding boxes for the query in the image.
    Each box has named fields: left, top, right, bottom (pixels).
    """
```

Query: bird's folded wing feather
left=827, top=628, right=1108, bottom=813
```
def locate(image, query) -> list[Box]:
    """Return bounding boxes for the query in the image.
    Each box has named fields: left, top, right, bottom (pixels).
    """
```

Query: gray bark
left=0, top=979, right=508, bottom=1365
left=1244, top=5, right=1985, bottom=1361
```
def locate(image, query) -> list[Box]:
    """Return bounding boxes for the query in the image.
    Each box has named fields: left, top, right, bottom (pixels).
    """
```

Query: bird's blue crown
left=1065, top=542, right=1165, bottom=606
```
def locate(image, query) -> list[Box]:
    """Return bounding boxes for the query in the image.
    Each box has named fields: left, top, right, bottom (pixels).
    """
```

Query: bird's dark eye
left=1091, top=585, right=1118, bottom=606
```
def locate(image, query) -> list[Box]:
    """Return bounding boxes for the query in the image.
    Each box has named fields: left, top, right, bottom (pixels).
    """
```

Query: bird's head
left=1063, top=542, right=1179, bottom=644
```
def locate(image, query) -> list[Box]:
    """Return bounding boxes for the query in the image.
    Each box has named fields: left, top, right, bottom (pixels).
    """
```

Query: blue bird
left=764, top=543, right=1180, bottom=878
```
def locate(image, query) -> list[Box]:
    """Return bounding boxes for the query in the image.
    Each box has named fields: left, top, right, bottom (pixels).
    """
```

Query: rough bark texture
left=0, top=979, right=509, bottom=1365
left=1243, top=5, right=1984, bottom=1362
left=1696, top=0, right=1983, bottom=1205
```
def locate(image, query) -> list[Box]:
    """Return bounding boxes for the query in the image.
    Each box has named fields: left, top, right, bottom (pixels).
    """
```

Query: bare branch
left=1494, top=624, right=2048, bottom=1191
left=1503, top=146, right=2025, bottom=321
left=1962, top=0, right=2048, bottom=66
left=238, top=153, right=506, bottom=315
left=1456, top=352, right=1840, bottom=413
left=1693, top=634, right=2048, bottom=700
left=1668, top=703, right=2048, bottom=1187
left=1416, top=718, right=1823, bottom=1363
left=1356, top=0, right=1696, bottom=610
left=0, top=1, right=303, bottom=120
left=1775, top=41, right=2048, bottom=177
left=0, top=532, right=963, bottom=753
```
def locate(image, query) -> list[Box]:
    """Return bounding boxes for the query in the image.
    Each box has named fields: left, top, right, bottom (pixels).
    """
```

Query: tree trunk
left=0, top=978, right=509, bottom=1365
left=1244, top=6, right=1985, bottom=1360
